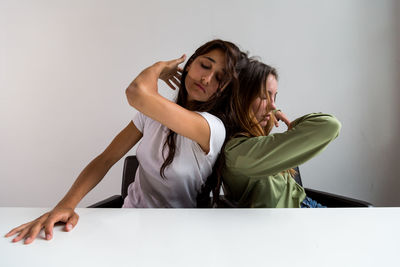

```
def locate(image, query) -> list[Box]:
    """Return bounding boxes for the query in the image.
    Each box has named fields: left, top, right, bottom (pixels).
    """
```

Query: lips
left=194, top=83, right=206, bottom=93
left=262, top=114, right=271, bottom=121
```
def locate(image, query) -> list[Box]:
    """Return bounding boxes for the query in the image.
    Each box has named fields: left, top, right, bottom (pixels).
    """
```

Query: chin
left=186, top=87, right=204, bottom=103
left=187, top=95, right=205, bottom=103
left=188, top=91, right=208, bottom=102
left=259, top=120, right=269, bottom=127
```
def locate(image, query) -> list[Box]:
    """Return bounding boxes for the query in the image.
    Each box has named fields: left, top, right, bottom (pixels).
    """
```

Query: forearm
left=55, top=155, right=111, bottom=209
left=226, top=113, right=342, bottom=177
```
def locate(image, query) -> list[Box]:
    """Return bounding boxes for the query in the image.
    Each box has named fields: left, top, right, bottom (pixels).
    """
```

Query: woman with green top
left=219, top=58, right=341, bottom=208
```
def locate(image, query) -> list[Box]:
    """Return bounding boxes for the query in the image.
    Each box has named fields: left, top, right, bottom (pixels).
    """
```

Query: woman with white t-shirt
left=6, top=39, right=245, bottom=244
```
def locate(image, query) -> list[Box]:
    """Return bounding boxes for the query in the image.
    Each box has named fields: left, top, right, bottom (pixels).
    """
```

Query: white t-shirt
left=122, top=111, right=226, bottom=208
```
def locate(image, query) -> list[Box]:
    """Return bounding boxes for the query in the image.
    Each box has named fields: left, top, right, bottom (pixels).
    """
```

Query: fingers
left=24, top=223, right=43, bottom=244
left=278, top=113, right=291, bottom=128
left=9, top=216, right=48, bottom=244
left=6, top=208, right=78, bottom=244
left=5, top=222, right=29, bottom=238
left=12, top=227, right=30, bottom=243
left=176, top=54, right=186, bottom=64
left=164, top=80, right=176, bottom=90
left=65, top=213, right=79, bottom=232
left=274, top=117, right=279, bottom=127
left=282, top=118, right=291, bottom=127
left=171, top=76, right=181, bottom=87
left=163, top=73, right=181, bottom=90
left=44, top=221, right=55, bottom=241
left=166, top=54, right=186, bottom=66
left=42, top=212, right=65, bottom=240
left=274, top=110, right=291, bottom=128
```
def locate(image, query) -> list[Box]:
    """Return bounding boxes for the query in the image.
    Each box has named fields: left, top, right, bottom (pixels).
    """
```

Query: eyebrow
left=204, top=56, right=216, bottom=63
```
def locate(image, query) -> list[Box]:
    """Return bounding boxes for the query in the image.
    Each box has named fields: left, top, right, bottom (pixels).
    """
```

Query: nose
left=201, top=73, right=212, bottom=85
left=268, top=99, right=277, bottom=111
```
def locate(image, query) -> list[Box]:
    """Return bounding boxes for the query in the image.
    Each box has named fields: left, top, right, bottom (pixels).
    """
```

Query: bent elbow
left=321, top=115, right=342, bottom=140
left=125, top=81, right=144, bottom=108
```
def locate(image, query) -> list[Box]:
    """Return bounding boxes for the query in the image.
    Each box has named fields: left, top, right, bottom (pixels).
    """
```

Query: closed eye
left=268, top=91, right=277, bottom=101
left=201, top=63, right=211, bottom=69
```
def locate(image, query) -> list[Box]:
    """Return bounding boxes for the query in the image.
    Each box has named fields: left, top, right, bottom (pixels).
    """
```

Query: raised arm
left=5, top=121, right=142, bottom=244
left=225, top=113, right=341, bottom=177
left=125, top=56, right=212, bottom=154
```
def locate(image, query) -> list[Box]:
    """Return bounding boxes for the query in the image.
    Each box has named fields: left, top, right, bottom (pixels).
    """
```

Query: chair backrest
left=121, top=155, right=139, bottom=199
left=292, top=167, right=303, bottom=186
left=120, top=156, right=305, bottom=207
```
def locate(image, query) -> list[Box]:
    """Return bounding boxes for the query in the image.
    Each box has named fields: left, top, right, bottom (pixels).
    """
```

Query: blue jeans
left=301, top=196, right=327, bottom=208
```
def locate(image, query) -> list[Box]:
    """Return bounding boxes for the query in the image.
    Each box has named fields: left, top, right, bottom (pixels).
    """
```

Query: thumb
left=65, top=213, right=79, bottom=232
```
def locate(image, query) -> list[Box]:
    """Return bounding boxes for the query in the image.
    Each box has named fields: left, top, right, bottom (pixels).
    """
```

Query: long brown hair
left=229, top=58, right=279, bottom=139
left=160, top=40, right=243, bottom=180
left=204, top=59, right=296, bottom=207
left=229, top=59, right=296, bottom=177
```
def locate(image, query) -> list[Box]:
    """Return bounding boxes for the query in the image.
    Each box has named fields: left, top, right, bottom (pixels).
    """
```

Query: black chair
left=88, top=156, right=138, bottom=208
left=89, top=155, right=372, bottom=208
left=292, top=167, right=372, bottom=207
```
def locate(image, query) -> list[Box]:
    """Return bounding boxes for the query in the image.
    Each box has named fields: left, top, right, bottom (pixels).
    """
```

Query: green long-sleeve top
left=222, top=113, right=341, bottom=208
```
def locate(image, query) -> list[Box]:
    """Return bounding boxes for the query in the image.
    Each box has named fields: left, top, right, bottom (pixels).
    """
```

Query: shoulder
left=134, top=111, right=152, bottom=122
left=195, top=112, right=225, bottom=129
left=133, top=111, right=166, bottom=133
left=225, top=136, right=250, bottom=160
left=224, top=135, right=270, bottom=164
left=196, top=112, right=226, bottom=139
left=195, top=112, right=226, bottom=155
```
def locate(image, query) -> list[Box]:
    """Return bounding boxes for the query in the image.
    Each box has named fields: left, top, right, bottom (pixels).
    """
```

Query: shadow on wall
left=358, top=1, right=400, bottom=206
left=376, top=1, right=400, bottom=206
left=387, top=0, right=400, bottom=205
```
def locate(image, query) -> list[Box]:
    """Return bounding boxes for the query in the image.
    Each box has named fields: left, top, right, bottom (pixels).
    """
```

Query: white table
left=1, top=207, right=399, bottom=267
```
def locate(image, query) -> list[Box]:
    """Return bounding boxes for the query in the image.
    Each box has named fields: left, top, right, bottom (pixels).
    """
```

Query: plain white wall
left=1, top=0, right=399, bottom=207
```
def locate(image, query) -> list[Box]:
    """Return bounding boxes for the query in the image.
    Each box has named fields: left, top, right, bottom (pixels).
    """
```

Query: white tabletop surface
left=1, top=207, right=399, bottom=267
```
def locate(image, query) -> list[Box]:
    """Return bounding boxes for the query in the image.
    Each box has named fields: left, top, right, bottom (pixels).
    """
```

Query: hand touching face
left=159, top=55, right=186, bottom=90
left=251, top=74, right=291, bottom=128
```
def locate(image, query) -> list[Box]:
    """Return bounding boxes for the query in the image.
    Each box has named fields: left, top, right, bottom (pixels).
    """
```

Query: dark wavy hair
left=159, top=39, right=244, bottom=191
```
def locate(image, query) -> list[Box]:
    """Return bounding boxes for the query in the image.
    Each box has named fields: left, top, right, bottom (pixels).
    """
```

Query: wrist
left=152, top=61, right=165, bottom=75
left=55, top=198, right=78, bottom=210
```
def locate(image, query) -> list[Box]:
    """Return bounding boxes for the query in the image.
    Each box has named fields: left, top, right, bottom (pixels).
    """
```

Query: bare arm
left=5, top=121, right=142, bottom=244
left=126, top=56, right=212, bottom=153
left=57, top=121, right=142, bottom=209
